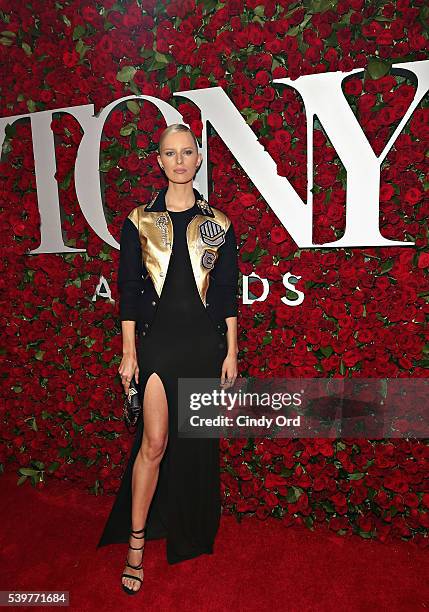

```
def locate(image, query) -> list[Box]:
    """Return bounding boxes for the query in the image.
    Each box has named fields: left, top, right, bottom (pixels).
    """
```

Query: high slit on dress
left=97, top=203, right=227, bottom=564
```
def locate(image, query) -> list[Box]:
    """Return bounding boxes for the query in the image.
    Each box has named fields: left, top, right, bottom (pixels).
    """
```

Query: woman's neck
left=165, top=183, right=195, bottom=212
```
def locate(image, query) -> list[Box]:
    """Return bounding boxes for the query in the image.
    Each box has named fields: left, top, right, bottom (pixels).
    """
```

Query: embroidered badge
left=155, top=214, right=169, bottom=247
left=199, top=220, right=225, bottom=247
left=201, top=249, right=217, bottom=270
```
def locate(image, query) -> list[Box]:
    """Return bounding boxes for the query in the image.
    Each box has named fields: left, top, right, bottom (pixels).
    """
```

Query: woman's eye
left=165, top=150, right=193, bottom=156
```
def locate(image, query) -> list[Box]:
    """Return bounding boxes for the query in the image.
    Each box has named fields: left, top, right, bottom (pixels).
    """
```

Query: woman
left=97, top=124, right=239, bottom=595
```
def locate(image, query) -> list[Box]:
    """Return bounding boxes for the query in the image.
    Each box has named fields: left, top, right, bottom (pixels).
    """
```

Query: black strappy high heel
left=121, top=526, right=146, bottom=595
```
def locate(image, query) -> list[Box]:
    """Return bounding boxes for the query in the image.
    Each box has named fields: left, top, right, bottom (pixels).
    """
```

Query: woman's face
left=157, top=131, right=202, bottom=182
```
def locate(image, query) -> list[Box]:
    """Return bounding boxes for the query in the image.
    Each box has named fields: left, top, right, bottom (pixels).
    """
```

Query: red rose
left=417, top=253, right=429, bottom=268
left=270, top=226, right=288, bottom=244
left=264, top=473, right=285, bottom=489
left=404, top=187, right=422, bottom=204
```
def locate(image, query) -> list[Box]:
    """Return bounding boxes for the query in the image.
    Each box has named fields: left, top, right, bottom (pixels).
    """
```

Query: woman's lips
left=174, top=169, right=187, bottom=173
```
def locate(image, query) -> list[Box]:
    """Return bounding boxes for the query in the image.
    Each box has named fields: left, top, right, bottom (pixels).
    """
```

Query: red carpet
left=0, top=470, right=427, bottom=612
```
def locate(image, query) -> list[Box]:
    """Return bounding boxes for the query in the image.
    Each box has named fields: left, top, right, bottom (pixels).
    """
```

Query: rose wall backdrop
left=0, top=0, right=428, bottom=545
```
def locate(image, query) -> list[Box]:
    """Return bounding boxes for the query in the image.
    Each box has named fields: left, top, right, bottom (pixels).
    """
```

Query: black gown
left=97, top=203, right=227, bottom=564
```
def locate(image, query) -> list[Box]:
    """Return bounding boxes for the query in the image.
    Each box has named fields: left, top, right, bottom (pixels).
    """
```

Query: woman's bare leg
left=122, top=372, right=168, bottom=592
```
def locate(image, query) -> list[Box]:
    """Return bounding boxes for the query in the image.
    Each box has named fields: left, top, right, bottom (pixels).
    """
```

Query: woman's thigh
left=139, top=372, right=169, bottom=456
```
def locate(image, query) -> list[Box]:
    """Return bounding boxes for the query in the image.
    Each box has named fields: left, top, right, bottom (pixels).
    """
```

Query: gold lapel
left=128, top=208, right=173, bottom=297
left=186, top=211, right=231, bottom=305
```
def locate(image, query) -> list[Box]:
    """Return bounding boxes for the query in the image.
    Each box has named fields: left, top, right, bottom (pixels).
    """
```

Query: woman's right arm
left=120, top=321, right=138, bottom=394
left=117, top=216, right=142, bottom=393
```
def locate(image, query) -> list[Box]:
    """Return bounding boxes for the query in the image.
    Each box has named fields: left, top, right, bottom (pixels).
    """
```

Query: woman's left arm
left=216, top=222, right=239, bottom=388
left=221, top=316, right=238, bottom=388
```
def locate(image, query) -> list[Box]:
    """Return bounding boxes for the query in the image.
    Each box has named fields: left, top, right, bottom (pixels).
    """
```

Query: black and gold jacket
left=117, top=186, right=239, bottom=339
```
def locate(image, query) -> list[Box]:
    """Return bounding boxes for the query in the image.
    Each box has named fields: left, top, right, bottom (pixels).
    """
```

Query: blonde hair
left=158, top=124, right=199, bottom=153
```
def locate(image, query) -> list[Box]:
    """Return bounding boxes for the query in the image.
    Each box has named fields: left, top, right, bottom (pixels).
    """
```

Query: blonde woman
left=97, top=124, right=239, bottom=595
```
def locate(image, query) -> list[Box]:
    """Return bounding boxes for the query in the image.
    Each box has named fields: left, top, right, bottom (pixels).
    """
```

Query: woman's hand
left=220, top=352, right=238, bottom=389
left=118, top=352, right=139, bottom=395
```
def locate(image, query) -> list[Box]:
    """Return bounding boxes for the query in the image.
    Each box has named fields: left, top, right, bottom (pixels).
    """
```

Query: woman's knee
left=139, top=433, right=168, bottom=462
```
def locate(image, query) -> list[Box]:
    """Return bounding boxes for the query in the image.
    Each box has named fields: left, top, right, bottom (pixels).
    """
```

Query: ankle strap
left=130, top=526, right=146, bottom=539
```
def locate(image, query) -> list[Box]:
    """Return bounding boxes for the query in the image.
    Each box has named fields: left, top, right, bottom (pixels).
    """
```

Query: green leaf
left=320, top=345, right=333, bottom=357
left=28, top=417, right=38, bottom=432
left=99, top=158, right=118, bottom=172
left=305, top=0, right=338, bottom=13
left=27, top=99, right=37, bottom=113
left=139, top=47, right=153, bottom=59
left=241, top=107, right=260, bottom=125
left=379, top=259, right=393, bottom=274
left=321, top=500, right=334, bottom=512
left=75, top=39, right=90, bottom=59
left=116, top=66, right=136, bottom=83
left=17, top=475, right=27, bottom=486
left=127, top=80, right=141, bottom=95
left=286, top=25, right=300, bottom=36
left=303, top=515, right=314, bottom=528
left=196, top=0, right=219, bottom=15
left=1, top=30, right=16, bottom=38
left=5, top=123, right=16, bottom=138
left=22, top=42, right=32, bottom=56
left=18, top=468, right=39, bottom=476
left=286, top=485, right=303, bottom=503
left=126, top=100, right=140, bottom=115
left=73, top=25, right=86, bottom=40
left=59, top=170, right=72, bottom=191
left=348, top=472, right=365, bottom=480
left=367, top=58, right=390, bottom=80
left=47, top=462, right=60, bottom=473
left=120, top=123, right=137, bottom=136
left=241, top=244, right=267, bottom=265
left=154, top=51, right=169, bottom=65
left=272, top=57, right=285, bottom=71
left=84, top=336, right=96, bottom=348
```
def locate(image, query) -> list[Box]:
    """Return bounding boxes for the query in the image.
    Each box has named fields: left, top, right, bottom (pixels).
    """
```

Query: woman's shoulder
left=125, top=204, right=147, bottom=229
left=208, top=205, right=232, bottom=231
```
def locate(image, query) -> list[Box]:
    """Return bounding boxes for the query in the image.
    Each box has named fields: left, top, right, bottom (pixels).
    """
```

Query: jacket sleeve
left=213, top=221, right=239, bottom=318
left=117, top=216, right=142, bottom=321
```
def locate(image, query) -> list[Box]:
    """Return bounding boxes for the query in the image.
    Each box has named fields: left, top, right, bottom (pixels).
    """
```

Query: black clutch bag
left=123, top=375, right=142, bottom=432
